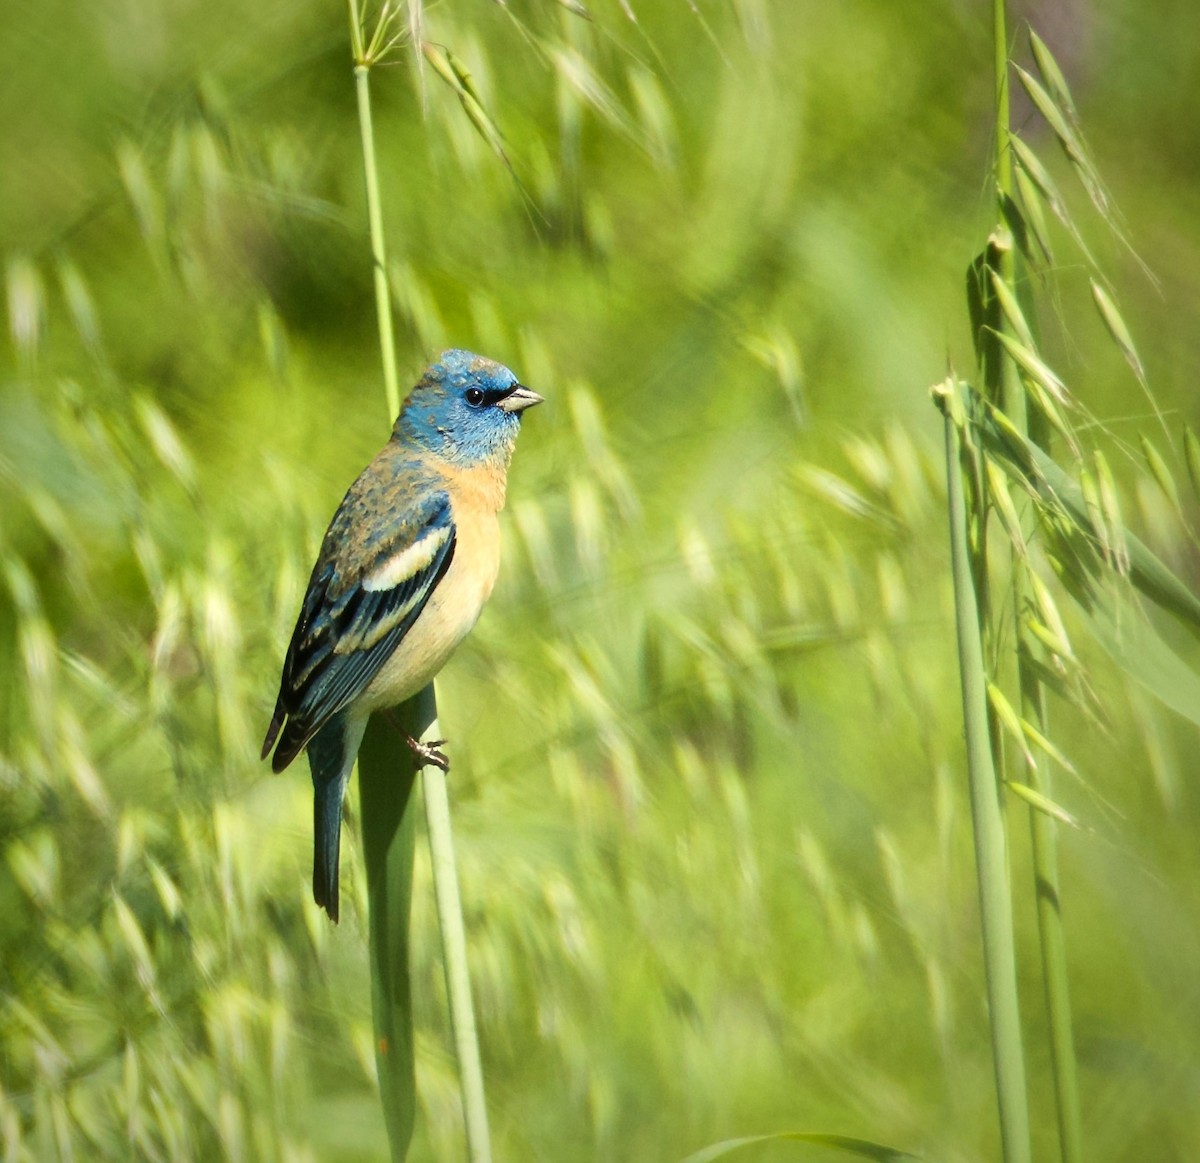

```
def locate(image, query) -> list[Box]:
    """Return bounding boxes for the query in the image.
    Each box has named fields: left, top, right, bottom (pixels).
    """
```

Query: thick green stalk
left=348, top=10, right=421, bottom=1157
left=993, top=0, right=1013, bottom=204
left=945, top=407, right=1032, bottom=1163
left=347, top=5, right=493, bottom=1159
left=1020, top=645, right=1083, bottom=1162
left=992, top=1, right=1083, bottom=1156
left=350, top=0, right=400, bottom=423
left=423, top=765, right=493, bottom=1162
left=359, top=707, right=422, bottom=1160
left=355, top=63, right=401, bottom=422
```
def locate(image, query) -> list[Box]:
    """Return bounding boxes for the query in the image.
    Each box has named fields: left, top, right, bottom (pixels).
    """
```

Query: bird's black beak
left=497, top=385, right=543, bottom=413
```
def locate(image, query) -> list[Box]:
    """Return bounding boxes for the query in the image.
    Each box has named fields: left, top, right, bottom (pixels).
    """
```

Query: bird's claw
left=405, top=733, right=450, bottom=772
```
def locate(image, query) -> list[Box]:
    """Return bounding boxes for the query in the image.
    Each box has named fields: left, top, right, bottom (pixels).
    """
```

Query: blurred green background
left=3, top=0, right=1200, bottom=1159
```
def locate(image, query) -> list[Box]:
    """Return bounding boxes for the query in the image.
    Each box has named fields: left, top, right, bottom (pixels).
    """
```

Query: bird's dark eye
left=465, top=388, right=485, bottom=407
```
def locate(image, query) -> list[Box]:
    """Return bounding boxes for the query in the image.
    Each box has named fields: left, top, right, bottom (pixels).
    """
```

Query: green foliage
left=945, top=10, right=1200, bottom=1161
left=3, top=1, right=1200, bottom=1160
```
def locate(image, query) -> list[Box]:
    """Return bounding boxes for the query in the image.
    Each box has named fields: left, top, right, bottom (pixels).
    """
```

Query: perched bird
left=262, top=349, right=542, bottom=921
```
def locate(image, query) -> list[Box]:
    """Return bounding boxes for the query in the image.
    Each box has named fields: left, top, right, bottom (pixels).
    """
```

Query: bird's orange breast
left=359, top=460, right=506, bottom=711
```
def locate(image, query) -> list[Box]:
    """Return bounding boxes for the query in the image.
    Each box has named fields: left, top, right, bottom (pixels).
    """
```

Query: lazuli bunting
left=262, top=349, right=542, bottom=921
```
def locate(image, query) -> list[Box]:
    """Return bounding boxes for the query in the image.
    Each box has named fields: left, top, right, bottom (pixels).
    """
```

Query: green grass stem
left=350, top=0, right=401, bottom=422
left=992, top=0, right=1014, bottom=205
left=991, top=5, right=1084, bottom=1154
left=423, top=761, right=493, bottom=1162
left=944, top=402, right=1032, bottom=1163
left=347, top=4, right=492, bottom=1157
left=1022, top=673, right=1083, bottom=1162
left=348, top=8, right=422, bottom=1153
left=359, top=707, right=422, bottom=1160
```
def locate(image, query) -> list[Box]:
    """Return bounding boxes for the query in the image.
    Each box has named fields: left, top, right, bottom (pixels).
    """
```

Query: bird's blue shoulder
left=317, top=444, right=451, bottom=595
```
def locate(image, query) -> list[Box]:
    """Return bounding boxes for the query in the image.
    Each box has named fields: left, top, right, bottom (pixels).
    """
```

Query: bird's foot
left=404, top=733, right=450, bottom=773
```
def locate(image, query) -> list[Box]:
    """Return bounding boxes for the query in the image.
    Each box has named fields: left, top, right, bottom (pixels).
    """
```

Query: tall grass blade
left=349, top=0, right=401, bottom=421
left=937, top=382, right=1032, bottom=1163
left=359, top=708, right=422, bottom=1161
left=422, top=755, right=493, bottom=1162
left=989, top=23, right=1084, bottom=1150
left=347, top=6, right=493, bottom=1158
left=1020, top=659, right=1084, bottom=1163
left=681, top=1131, right=919, bottom=1163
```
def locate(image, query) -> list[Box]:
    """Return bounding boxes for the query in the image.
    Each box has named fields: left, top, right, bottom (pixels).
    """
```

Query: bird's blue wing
left=263, top=476, right=455, bottom=773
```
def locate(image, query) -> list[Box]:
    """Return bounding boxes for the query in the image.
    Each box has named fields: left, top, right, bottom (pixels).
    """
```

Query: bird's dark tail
left=313, top=779, right=344, bottom=923
left=307, top=713, right=352, bottom=923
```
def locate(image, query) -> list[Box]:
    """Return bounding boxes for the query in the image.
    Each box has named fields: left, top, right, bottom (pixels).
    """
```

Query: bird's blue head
left=393, top=349, right=542, bottom=466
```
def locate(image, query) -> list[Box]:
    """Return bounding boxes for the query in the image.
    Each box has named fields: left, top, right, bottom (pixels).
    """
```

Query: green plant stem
left=992, top=1, right=1084, bottom=1156
left=360, top=706, right=423, bottom=1161
left=1020, top=648, right=1083, bottom=1162
left=993, top=0, right=1014, bottom=203
left=350, top=11, right=401, bottom=422
left=423, top=762, right=493, bottom=1162
left=945, top=407, right=1032, bottom=1163
left=349, top=21, right=420, bottom=1156
left=348, top=7, right=493, bottom=1160
left=990, top=0, right=1022, bottom=426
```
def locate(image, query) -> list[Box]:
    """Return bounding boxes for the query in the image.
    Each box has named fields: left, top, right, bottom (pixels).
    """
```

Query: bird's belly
left=360, top=508, right=501, bottom=710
